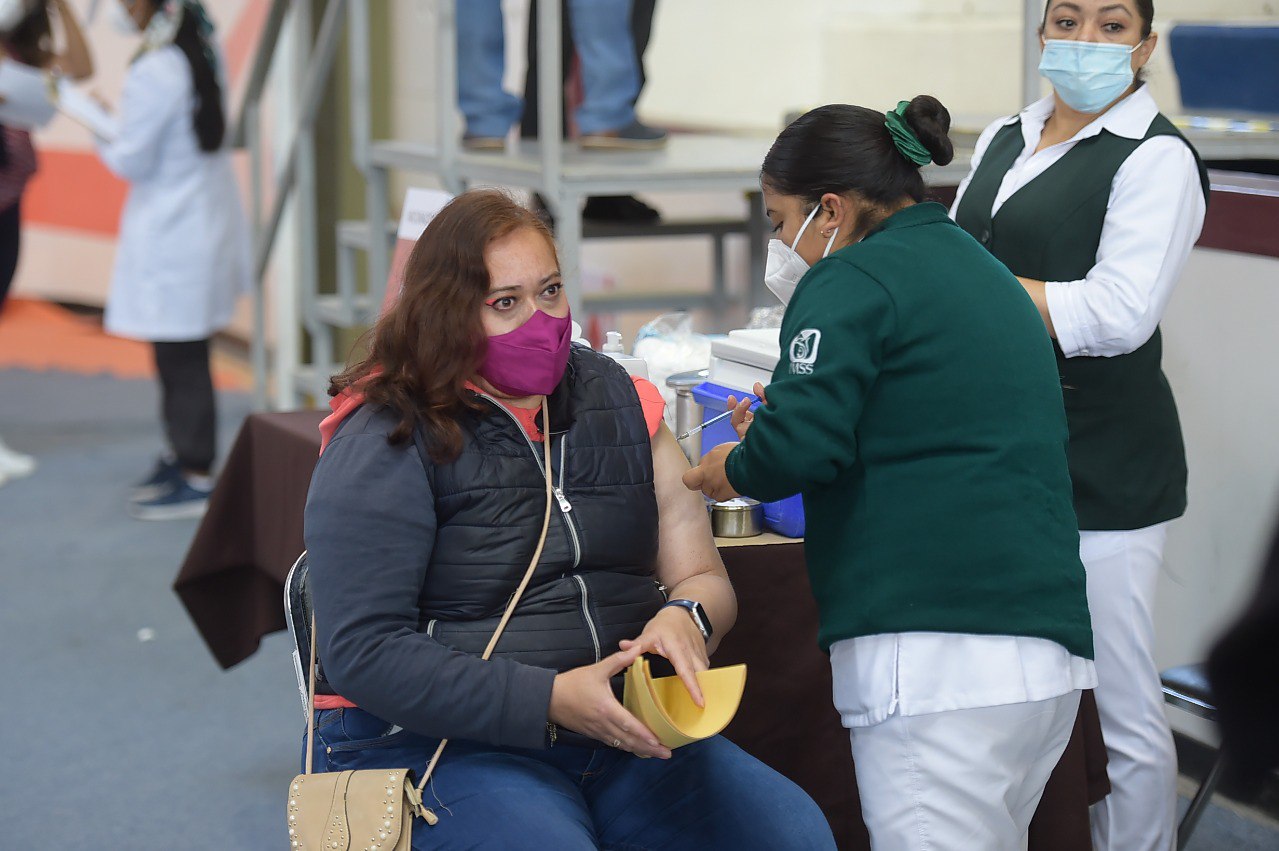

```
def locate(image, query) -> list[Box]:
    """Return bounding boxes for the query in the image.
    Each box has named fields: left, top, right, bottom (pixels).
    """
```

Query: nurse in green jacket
left=685, top=97, right=1096, bottom=851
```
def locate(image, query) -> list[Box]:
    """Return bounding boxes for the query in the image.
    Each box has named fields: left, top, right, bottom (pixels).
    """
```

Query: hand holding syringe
left=675, top=383, right=769, bottom=443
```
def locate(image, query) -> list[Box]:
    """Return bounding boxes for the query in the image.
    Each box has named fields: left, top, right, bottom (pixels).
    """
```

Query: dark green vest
left=954, top=112, right=1208, bottom=531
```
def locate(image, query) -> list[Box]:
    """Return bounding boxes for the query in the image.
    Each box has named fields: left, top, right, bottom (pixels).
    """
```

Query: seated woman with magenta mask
left=302, top=190, right=836, bottom=850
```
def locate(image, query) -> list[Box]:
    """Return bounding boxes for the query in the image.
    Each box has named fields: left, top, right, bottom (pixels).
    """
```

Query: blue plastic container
left=692, top=382, right=805, bottom=538
left=1169, top=26, right=1279, bottom=114
left=762, top=494, right=806, bottom=538
left=690, top=381, right=756, bottom=450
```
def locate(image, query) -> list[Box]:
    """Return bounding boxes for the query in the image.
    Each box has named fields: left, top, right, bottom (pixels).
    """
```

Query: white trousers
left=1081, top=523, right=1178, bottom=851
left=849, top=690, right=1081, bottom=851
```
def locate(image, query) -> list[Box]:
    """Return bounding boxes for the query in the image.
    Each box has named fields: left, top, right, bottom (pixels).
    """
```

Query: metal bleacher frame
left=238, top=0, right=1050, bottom=407
left=304, top=0, right=782, bottom=406
left=350, top=3, right=767, bottom=332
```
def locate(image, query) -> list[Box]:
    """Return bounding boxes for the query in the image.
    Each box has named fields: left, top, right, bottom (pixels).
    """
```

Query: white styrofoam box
left=709, top=328, right=782, bottom=392
left=713, top=328, right=781, bottom=369
left=708, top=357, right=773, bottom=394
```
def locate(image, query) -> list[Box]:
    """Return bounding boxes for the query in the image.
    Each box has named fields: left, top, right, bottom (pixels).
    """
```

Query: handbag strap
left=415, top=399, right=555, bottom=803
left=303, top=606, right=319, bottom=775
left=299, top=400, right=557, bottom=817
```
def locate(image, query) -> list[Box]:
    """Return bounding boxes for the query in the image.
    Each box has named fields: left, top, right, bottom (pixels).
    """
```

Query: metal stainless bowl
left=709, top=498, right=764, bottom=538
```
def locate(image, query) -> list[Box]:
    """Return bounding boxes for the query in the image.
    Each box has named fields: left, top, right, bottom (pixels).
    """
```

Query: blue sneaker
left=130, top=476, right=212, bottom=521
left=131, top=456, right=181, bottom=502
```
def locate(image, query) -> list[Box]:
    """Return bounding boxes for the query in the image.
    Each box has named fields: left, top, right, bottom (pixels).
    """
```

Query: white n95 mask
left=764, top=204, right=838, bottom=306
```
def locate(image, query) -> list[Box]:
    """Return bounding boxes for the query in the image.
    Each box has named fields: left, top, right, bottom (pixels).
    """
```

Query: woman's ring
left=611, top=738, right=622, bottom=749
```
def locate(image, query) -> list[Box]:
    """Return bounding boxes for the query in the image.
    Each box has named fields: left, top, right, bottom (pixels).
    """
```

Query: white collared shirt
left=830, top=632, right=1096, bottom=728
left=950, top=87, right=1206, bottom=358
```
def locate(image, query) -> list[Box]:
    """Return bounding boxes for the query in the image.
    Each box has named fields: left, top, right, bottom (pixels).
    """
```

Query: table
left=175, top=412, right=323, bottom=668
left=175, top=411, right=1109, bottom=850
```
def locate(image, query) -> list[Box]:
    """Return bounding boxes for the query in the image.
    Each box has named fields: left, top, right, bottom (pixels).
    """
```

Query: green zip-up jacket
left=725, top=202, right=1093, bottom=659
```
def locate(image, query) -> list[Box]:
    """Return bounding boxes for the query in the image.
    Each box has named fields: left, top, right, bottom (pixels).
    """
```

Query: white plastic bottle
left=600, top=330, right=650, bottom=379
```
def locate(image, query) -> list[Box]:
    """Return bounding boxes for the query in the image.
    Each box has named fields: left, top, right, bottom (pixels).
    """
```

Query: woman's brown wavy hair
left=330, top=190, right=558, bottom=464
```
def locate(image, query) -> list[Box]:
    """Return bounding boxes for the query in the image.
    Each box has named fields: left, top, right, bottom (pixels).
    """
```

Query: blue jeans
left=456, top=0, right=640, bottom=137
left=307, top=707, right=837, bottom=850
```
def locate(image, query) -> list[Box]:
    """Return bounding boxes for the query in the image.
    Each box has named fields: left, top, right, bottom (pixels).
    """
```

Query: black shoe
left=462, top=135, right=505, bottom=152
left=582, top=195, right=662, bottom=225
left=580, top=121, right=668, bottom=150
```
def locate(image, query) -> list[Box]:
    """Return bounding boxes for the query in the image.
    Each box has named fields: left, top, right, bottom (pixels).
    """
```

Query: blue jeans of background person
left=456, top=0, right=640, bottom=138
left=307, top=707, right=837, bottom=850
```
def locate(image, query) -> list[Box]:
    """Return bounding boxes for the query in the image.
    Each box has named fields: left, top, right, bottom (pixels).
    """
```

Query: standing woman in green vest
left=685, top=95, right=1097, bottom=850
left=951, top=2, right=1208, bottom=849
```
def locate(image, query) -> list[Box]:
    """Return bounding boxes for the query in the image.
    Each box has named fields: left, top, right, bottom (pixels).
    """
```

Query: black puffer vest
left=415, top=346, right=664, bottom=672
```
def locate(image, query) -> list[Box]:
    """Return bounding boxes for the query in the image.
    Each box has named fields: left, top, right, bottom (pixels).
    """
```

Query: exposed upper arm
left=650, top=422, right=727, bottom=591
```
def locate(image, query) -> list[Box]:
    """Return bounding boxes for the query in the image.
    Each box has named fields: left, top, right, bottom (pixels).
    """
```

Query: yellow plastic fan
left=623, top=657, right=748, bottom=748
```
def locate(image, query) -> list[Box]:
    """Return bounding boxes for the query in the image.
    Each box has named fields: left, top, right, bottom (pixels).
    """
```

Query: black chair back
left=283, top=552, right=313, bottom=719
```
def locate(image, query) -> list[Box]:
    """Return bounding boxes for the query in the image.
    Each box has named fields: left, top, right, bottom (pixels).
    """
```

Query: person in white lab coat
left=97, top=0, right=250, bottom=520
left=0, top=0, right=92, bottom=487
left=950, top=1, right=1208, bottom=848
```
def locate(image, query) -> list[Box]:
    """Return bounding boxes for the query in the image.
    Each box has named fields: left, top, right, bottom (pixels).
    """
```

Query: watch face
left=685, top=602, right=711, bottom=639
left=667, top=599, right=710, bottom=639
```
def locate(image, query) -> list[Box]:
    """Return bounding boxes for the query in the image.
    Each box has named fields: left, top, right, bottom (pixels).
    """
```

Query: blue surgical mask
left=1038, top=39, right=1144, bottom=114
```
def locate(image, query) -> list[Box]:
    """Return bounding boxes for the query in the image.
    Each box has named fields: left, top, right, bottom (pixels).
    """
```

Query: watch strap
left=663, top=598, right=712, bottom=640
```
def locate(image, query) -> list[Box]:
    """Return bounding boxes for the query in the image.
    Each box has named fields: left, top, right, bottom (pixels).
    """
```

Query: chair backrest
left=1159, top=664, right=1217, bottom=722
left=283, top=552, right=313, bottom=720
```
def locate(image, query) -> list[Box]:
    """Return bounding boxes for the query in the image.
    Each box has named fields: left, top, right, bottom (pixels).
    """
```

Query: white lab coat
left=98, top=46, right=250, bottom=342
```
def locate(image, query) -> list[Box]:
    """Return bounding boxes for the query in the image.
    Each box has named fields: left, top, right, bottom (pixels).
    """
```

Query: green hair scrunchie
left=884, top=101, right=933, bottom=167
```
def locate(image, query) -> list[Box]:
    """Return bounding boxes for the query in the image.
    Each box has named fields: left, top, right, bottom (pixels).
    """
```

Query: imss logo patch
left=789, top=329, right=821, bottom=375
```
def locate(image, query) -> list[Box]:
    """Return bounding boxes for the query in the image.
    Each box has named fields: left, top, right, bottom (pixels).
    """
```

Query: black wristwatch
left=663, top=599, right=712, bottom=641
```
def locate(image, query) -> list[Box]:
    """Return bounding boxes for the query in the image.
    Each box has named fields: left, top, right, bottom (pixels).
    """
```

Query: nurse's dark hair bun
left=902, top=95, right=954, bottom=167
left=761, top=95, right=953, bottom=216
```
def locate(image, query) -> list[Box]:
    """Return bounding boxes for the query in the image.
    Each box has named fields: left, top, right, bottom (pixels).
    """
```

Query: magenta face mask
left=478, top=308, right=573, bottom=397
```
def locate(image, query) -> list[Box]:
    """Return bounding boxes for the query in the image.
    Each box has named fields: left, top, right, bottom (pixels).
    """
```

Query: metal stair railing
left=233, top=0, right=350, bottom=409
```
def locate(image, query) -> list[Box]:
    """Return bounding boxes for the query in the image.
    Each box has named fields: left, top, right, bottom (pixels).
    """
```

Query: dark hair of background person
left=2, top=2, right=53, bottom=68
left=761, top=96, right=954, bottom=237
left=331, top=191, right=559, bottom=463
left=170, top=3, right=225, bottom=152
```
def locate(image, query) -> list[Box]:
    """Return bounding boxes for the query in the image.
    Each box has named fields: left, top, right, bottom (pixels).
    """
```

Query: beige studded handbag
left=284, top=615, right=428, bottom=851
left=286, top=403, right=555, bottom=849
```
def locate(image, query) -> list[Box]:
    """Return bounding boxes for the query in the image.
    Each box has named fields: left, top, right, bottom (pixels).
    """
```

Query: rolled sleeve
left=1044, top=277, right=1093, bottom=357
left=1044, top=138, right=1206, bottom=358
